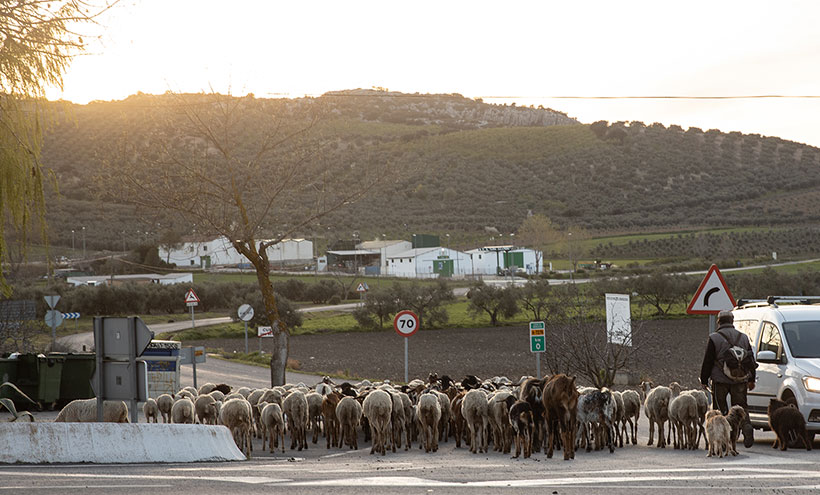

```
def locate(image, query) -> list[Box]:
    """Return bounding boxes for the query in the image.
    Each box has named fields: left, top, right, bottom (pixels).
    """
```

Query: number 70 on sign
left=529, top=321, right=546, bottom=353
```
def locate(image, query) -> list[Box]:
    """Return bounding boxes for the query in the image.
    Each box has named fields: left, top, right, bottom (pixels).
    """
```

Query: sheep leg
left=658, top=420, right=666, bottom=448
left=647, top=417, right=655, bottom=446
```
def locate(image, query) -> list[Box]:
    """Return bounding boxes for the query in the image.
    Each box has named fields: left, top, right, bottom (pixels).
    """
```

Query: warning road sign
left=184, top=288, right=200, bottom=306
left=687, top=264, right=735, bottom=315
left=356, top=282, right=368, bottom=293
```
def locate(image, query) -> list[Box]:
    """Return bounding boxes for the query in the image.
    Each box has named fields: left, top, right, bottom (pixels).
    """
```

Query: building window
left=190, top=260, right=195, bottom=266
left=203, top=245, right=208, bottom=251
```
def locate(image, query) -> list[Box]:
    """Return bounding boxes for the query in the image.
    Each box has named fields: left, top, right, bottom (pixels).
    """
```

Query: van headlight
left=803, top=376, right=820, bottom=392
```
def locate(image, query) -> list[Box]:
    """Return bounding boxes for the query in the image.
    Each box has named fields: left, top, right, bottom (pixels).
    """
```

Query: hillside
left=37, top=91, right=820, bottom=258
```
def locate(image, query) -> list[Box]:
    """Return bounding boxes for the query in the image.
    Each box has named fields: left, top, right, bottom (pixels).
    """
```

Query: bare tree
left=516, top=214, right=561, bottom=273
left=101, top=92, right=388, bottom=385
left=543, top=289, right=647, bottom=388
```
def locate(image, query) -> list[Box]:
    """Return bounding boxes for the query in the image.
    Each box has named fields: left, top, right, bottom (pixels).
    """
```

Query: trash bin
left=53, top=353, right=95, bottom=404
left=15, top=353, right=65, bottom=406
left=0, top=357, right=17, bottom=385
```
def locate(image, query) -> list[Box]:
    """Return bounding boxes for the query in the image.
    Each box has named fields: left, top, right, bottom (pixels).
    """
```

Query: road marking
left=0, top=472, right=290, bottom=485
left=0, top=485, right=172, bottom=490
left=320, top=450, right=358, bottom=459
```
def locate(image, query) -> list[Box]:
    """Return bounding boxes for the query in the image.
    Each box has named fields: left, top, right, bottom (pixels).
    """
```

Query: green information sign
left=529, top=321, right=545, bottom=353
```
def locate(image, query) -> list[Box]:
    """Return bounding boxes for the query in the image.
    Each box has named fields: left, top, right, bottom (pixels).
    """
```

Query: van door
left=749, top=321, right=789, bottom=418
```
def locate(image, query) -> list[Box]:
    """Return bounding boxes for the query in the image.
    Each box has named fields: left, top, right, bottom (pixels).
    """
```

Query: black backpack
left=714, top=330, right=757, bottom=382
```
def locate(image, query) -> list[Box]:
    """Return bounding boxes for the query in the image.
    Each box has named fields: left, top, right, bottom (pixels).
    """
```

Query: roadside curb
left=0, top=423, right=245, bottom=464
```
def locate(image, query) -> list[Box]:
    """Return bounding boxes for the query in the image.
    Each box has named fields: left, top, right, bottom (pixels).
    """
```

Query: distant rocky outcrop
left=321, top=89, right=578, bottom=129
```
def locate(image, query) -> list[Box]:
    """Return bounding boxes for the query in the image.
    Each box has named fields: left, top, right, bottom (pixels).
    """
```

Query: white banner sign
left=605, top=293, right=632, bottom=346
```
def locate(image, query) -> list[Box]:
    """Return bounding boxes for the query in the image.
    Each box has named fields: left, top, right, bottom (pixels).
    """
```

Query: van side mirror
left=757, top=350, right=777, bottom=363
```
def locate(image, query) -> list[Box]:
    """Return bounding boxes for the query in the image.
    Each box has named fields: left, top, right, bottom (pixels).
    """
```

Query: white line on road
left=0, top=485, right=173, bottom=490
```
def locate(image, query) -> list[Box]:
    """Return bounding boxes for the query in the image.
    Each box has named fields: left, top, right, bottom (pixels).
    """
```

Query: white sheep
left=236, top=386, right=252, bottom=398
left=668, top=393, right=698, bottom=450
left=306, top=391, right=324, bottom=444
left=208, top=390, right=225, bottom=402
left=156, top=393, right=174, bottom=423
left=259, top=402, right=285, bottom=453
left=620, top=389, right=641, bottom=445
left=611, top=391, right=625, bottom=448
left=283, top=389, right=309, bottom=451
left=171, top=397, right=195, bottom=424
left=682, top=389, right=709, bottom=449
left=644, top=384, right=672, bottom=448
left=416, top=392, right=441, bottom=453
left=195, top=394, right=219, bottom=425
left=220, top=397, right=253, bottom=458
left=434, top=390, right=451, bottom=444
left=336, top=396, right=362, bottom=450
left=197, top=383, right=216, bottom=395
left=462, top=389, right=489, bottom=454
left=180, top=386, right=198, bottom=397
left=363, top=389, right=393, bottom=455
left=388, top=391, right=408, bottom=450
left=143, top=398, right=159, bottom=423
left=488, top=390, right=514, bottom=453
left=55, top=399, right=129, bottom=423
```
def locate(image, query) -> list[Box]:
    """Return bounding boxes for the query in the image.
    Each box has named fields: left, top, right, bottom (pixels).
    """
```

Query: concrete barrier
left=0, top=423, right=245, bottom=463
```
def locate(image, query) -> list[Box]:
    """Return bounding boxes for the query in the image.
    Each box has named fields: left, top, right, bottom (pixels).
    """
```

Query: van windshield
left=782, top=321, right=820, bottom=358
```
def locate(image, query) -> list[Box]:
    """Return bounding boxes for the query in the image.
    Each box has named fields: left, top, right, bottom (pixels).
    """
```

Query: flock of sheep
left=53, top=374, right=741, bottom=460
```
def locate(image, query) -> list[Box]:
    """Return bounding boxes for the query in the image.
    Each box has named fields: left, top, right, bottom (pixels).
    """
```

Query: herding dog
left=705, top=410, right=731, bottom=458
left=768, top=398, right=812, bottom=451
left=508, top=399, right=534, bottom=459
left=724, top=405, right=747, bottom=455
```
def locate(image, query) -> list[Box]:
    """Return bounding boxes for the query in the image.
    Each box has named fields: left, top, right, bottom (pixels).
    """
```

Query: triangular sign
left=356, top=283, right=367, bottom=292
left=184, top=288, right=200, bottom=304
left=687, top=264, right=735, bottom=315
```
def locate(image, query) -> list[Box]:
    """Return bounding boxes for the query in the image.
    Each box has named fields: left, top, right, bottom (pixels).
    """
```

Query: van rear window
left=783, top=321, right=820, bottom=358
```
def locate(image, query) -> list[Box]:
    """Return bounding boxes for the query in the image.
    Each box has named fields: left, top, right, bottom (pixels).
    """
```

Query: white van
left=731, top=297, right=820, bottom=440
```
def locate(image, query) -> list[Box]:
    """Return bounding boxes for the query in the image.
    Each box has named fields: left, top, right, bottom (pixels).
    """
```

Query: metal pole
left=50, top=320, right=56, bottom=351
left=244, top=321, right=249, bottom=354
left=536, top=353, right=541, bottom=379
left=190, top=305, right=195, bottom=329
left=192, top=348, right=198, bottom=390
left=259, top=335, right=262, bottom=353
left=128, top=317, right=138, bottom=424
left=709, top=314, right=716, bottom=334
left=404, top=337, right=409, bottom=383
left=95, top=317, right=104, bottom=422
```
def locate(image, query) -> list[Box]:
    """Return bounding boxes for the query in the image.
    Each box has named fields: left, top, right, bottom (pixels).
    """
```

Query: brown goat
left=542, top=374, right=580, bottom=460
left=322, top=392, right=342, bottom=449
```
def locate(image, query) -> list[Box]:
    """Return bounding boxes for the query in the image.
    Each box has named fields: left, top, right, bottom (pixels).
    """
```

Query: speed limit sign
left=393, top=310, right=419, bottom=337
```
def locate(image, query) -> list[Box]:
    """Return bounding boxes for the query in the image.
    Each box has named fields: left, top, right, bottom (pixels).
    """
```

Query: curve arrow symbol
left=703, top=287, right=720, bottom=307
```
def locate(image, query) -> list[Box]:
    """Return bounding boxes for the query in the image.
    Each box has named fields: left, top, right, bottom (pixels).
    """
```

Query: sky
left=48, top=0, right=820, bottom=147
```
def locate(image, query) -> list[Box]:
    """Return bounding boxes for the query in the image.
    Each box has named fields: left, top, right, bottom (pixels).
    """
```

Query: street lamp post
left=71, top=230, right=75, bottom=256
left=82, top=226, right=86, bottom=259
left=568, top=232, right=573, bottom=283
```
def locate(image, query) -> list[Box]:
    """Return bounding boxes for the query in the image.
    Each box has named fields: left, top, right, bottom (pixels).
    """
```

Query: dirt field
left=182, top=318, right=711, bottom=389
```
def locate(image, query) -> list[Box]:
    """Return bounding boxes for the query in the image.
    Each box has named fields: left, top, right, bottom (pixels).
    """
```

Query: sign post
left=687, top=264, right=736, bottom=334
left=179, top=346, right=206, bottom=389
left=605, top=293, right=632, bottom=346
left=394, top=310, right=419, bottom=383
left=529, top=321, right=545, bottom=378
left=356, top=282, right=369, bottom=307
left=184, top=288, right=200, bottom=329
left=258, top=324, right=274, bottom=353
left=44, top=295, right=62, bottom=349
left=237, top=304, right=255, bottom=354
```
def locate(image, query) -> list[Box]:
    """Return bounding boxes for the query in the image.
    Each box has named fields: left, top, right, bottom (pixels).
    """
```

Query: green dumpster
left=54, top=352, right=96, bottom=403
left=15, top=353, right=65, bottom=406
left=0, top=358, right=17, bottom=384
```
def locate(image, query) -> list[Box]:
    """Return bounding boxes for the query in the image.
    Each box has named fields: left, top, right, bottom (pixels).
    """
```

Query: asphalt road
left=6, top=357, right=820, bottom=493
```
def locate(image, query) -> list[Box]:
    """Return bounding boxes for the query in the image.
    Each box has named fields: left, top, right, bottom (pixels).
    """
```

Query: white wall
left=386, top=247, right=472, bottom=278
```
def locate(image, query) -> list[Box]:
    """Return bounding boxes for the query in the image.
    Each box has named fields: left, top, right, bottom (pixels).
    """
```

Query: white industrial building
left=357, top=239, right=412, bottom=274
left=158, top=236, right=313, bottom=269
left=467, top=246, right=544, bottom=275
left=386, top=247, right=473, bottom=278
